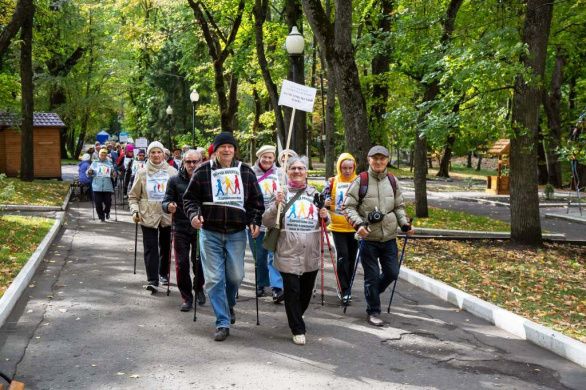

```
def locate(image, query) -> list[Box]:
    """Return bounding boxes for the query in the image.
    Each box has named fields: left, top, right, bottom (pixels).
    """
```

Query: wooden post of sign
left=276, top=108, right=296, bottom=227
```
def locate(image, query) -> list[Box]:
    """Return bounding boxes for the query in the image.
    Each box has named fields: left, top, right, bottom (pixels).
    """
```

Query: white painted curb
left=545, top=213, right=586, bottom=225
left=414, top=227, right=566, bottom=240
left=0, top=212, right=65, bottom=328
left=399, top=267, right=586, bottom=368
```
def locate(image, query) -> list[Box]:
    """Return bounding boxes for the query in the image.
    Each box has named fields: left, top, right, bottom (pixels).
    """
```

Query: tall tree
left=509, top=0, right=554, bottom=245
left=252, top=0, right=286, bottom=146
left=0, top=0, right=28, bottom=58
left=302, top=0, right=371, bottom=171
left=19, top=0, right=34, bottom=181
left=187, top=0, right=245, bottom=133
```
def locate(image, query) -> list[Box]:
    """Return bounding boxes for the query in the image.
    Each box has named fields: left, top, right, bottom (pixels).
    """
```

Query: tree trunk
left=476, top=155, right=483, bottom=171
left=414, top=131, right=428, bottom=218
left=467, top=152, right=472, bottom=168
left=302, top=0, right=371, bottom=172
left=19, top=0, right=34, bottom=181
left=509, top=0, right=553, bottom=245
left=368, top=0, right=393, bottom=145
left=437, top=134, right=456, bottom=178
left=252, top=0, right=286, bottom=146
left=0, top=0, right=29, bottom=59
left=542, top=47, right=564, bottom=188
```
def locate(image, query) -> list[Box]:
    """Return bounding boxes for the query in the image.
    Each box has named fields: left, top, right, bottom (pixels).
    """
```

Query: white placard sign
left=135, top=137, right=148, bottom=148
left=278, top=80, right=317, bottom=112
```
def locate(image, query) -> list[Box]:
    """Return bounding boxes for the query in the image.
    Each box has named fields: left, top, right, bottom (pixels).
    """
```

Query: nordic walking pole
left=193, top=229, right=199, bottom=322
left=133, top=221, right=138, bottom=274
left=167, top=215, right=174, bottom=296
left=249, top=233, right=260, bottom=325
left=319, top=219, right=325, bottom=306
left=387, top=236, right=408, bottom=313
left=113, top=189, right=117, bottom=221
left=321, top=218, right=342, bottom=297
left=344, top=240, right=363, bottom=314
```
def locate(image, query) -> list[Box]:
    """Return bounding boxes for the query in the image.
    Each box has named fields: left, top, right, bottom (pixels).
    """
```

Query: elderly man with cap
left=129, top=141, right=178, bottom=293
left=87, top=148, right=116, bottom=222
left=183, top=132, right=264, bottom=341
left=343, top=145, right=414, bottom=327
left=250, top=145, right=284, bottom=302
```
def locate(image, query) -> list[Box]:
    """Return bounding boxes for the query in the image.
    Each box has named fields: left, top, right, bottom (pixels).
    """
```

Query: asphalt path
left=0, top=200, right=584, bottom=389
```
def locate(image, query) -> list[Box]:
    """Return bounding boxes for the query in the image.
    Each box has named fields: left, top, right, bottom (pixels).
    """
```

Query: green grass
left=0, top=215, right=53, bottom=297
left=407, top=240, right=585, bottom=342
left=61, top=158, right=81, bottom=165
left=0, top=178, right=70, bottom=206
left=405, top=203, right=510, bottom=231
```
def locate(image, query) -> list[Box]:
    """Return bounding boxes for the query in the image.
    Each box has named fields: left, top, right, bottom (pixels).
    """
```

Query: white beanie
left=256, top=145, right=276, bottom=158
left=278, top=149, right=298, bottom=164
left=147, top=141, right=165, bottom=155
left=81, top=153, right=91, bottom=161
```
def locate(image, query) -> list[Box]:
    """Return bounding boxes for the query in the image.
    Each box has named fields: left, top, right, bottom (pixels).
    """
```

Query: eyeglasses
left=184, top=160, right=202, bottom=165
left=288, top=167, right=306, bottom=171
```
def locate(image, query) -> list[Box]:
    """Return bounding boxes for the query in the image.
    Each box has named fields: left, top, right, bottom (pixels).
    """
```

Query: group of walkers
left=79, top=131, right=414, bottom=345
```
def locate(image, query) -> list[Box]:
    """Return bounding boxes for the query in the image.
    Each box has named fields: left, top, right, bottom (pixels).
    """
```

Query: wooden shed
left=0, top=112, right=65, bottom=179
left=486, top=139, right=510, bottom=195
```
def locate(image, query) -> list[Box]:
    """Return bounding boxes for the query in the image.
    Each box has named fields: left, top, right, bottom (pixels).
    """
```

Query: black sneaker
left=256, top=286, right=265, bottom=297
left=180, top=301, right=193, bottom=312
left=105, top=212, right=110, bottom=220
left=146, top=284, right=158, bottom=294
left=272, top=288, right=285, bottom=304
left=229, top=307, right=236, bottom=324
left=196, top=291, right=206, bottom=305
left=214, top=327, right=229, bottom=341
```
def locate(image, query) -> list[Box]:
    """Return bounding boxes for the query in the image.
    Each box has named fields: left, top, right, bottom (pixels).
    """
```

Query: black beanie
left=213, top=132, right=238, bottom=150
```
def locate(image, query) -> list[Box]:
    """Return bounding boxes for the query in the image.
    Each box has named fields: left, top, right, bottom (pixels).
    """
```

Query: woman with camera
left=262, top=156, right=329, bottom=345
left=323, top=153, right=358, bottom=305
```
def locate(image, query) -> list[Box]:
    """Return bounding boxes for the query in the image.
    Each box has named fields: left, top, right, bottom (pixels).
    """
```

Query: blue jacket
left=88, top=160, right=114, bottom=193
left=78, top=161, right=92, bottom=185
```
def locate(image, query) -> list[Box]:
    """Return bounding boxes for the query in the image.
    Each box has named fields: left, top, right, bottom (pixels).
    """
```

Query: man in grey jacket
left=343, top=145, right=414, bottom=326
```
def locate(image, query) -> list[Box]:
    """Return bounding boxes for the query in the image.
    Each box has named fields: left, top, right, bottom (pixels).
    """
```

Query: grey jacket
left=262, top=186, right=329, bottom=275
left=343, top=167, right=409, bottom=242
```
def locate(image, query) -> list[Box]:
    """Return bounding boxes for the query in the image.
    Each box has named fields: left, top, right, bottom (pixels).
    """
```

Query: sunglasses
left=184, top=160, right=202, bottom=165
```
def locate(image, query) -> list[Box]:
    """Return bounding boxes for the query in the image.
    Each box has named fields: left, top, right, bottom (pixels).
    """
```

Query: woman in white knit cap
left=129, top=141, right=178, bottom=293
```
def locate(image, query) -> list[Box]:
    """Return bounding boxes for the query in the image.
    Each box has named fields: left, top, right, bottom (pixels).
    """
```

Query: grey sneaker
left=180, top=301, right=192, bottom=312
left=197, top=291, right=206, bottom=305
left=146, top=284, right=158, bottom=294
left=214, top=327, right=229, bottom=341
left=159, top=276, right=169, bottom=286
left=367, top=314, right=384, bottom=327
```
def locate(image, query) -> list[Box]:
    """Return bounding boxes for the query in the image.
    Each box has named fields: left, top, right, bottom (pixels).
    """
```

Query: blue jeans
left=247, top=231, right=270, bottom=288
left=268, top=252, right=283, bottom=290
left=199, top=229, right=246, bottom=328
left=360, top=239, right=399, bottom=315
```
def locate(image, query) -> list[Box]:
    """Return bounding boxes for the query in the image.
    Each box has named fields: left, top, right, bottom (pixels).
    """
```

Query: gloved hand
left=132, top=212, right=140, bottom=224
left=400, top=224, right=412, bottom=232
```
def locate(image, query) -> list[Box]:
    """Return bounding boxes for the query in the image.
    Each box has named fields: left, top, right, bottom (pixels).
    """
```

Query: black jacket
left=183, top=159, right=265, bottom=234
left=162, top=165, right=197, bottom=235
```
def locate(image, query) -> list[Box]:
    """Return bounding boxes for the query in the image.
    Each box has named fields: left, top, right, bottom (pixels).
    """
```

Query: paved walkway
left=0, top=201, right=584, bottom=389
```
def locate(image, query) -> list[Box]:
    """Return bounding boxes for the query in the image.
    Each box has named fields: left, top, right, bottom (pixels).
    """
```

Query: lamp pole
left=166, top=105, right=173, bottom=149
left=190, top=89, right=199, bottom=147
left=285, top=26, right=306, bottom=155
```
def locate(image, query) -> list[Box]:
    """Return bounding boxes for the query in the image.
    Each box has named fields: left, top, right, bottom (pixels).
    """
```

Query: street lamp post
left=285, top=26, right=306, bottom=155
left=166, top=105, right=173, bottom=149
left=190, top=89, right=199, bottom=147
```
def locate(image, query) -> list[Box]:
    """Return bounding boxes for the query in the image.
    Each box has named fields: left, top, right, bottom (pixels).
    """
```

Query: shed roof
left=0, top=112, right=66, bottom=129
left=487, top=139, right=510, bottom=156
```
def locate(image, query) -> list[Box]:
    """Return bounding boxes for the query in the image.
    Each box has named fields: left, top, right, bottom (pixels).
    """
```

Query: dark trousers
left=93, top=191, right=112, bottom=220
left=361, top=239, right=399, bottom=315
left=280, top=270, right=318, bottom=335
left=141, top=225, right=171, bottom=285
left=332, top=232, right=358, bottom=296
left=174, top=230, right=205, bottom=303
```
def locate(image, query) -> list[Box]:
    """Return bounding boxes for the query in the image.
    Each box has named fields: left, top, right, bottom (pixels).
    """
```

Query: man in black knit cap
left=183, top=132, right=264, bottom=341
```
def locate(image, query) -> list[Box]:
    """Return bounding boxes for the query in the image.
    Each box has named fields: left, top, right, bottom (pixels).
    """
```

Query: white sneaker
left=292, top=334, right=306, bottom=345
